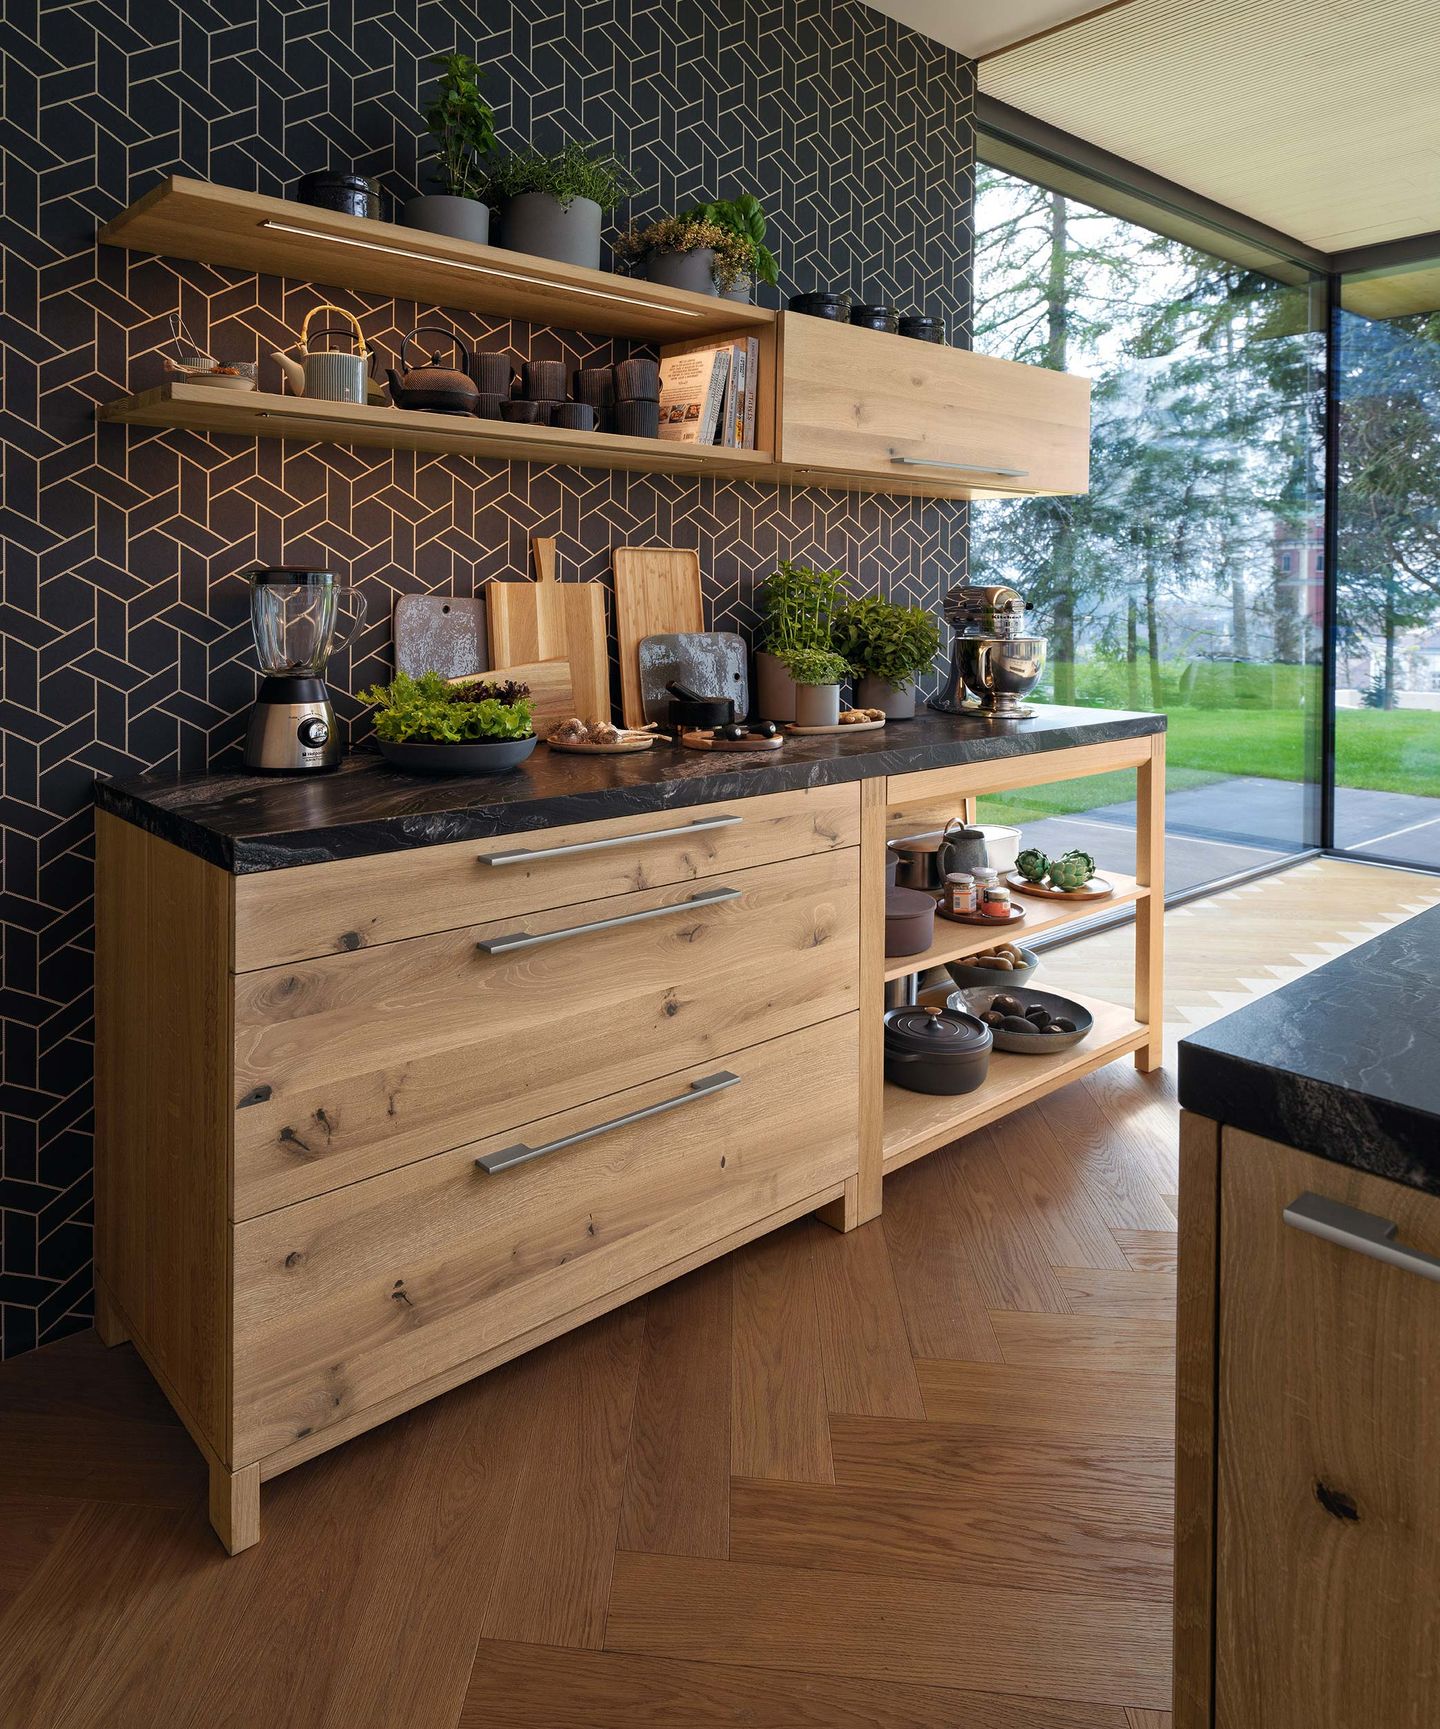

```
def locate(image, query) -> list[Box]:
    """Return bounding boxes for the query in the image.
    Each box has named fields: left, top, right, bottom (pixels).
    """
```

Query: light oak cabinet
left=1177, top=1117, right=1440, bottom=1729
left=773, top=314, right=1091, bottom=498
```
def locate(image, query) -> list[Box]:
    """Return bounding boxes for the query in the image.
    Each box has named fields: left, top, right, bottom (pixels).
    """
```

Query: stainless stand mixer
left=929, top=583, right=1047, bottom=718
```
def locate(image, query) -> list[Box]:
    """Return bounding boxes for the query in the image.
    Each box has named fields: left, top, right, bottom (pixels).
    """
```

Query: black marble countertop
left=94, top=703, right=1164, bottom=873
left=1179, top=903, right=1440, bottom=1199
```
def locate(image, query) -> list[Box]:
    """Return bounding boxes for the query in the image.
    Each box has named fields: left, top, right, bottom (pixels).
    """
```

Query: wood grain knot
left=237, top=1084, right=272, bottom=1108
left=1315, top=1480, right=1360, bottom=1522
left=337, top=931, right=363, bottom=951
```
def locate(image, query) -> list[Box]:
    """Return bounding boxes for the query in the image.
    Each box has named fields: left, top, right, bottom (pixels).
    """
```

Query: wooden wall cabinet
left=1177, top=1115, right=1440, bottom=1729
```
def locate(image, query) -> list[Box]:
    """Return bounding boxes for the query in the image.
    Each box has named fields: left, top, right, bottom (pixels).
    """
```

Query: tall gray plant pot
left=793, top=682, right=842, bottom=727
left=856, top=673, right=916, bottom=719
left=724, top=273, right=754, bottom=303
left=642, top=248, right=718, bottom=295
left=403, top=195, right=491, bottom=246
left=754, top=650, right=796, bottom=723
left=501, top=194, right=603, bottom=269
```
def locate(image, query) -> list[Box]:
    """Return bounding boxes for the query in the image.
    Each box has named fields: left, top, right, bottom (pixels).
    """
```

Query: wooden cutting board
left=613, top=547, right=705, bottom=727
left=486, top=538, right=611, bottom=725
left=449, top=658, right=575, bottom=736
left=392, top=595, right=489, bottom=680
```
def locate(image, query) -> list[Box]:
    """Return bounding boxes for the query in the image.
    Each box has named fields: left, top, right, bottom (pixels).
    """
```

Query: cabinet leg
left=816, top=1176, right=861, bottom=1233
left=93, top=1280, right=129, bottom=1348
left=209, top=1461, right=261, bottom=1555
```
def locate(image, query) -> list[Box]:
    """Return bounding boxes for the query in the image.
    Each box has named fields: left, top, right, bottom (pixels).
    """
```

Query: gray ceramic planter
left=403, top=195, right=491, bottom=246
left=724, top=273, right=754, bottom=303
left=856, top=673, right=917, bottom=719
left=642, top=247, right=718, bottom=295
left=793, top=682, right=842, bottom=727
left=754, top=650, right=796, bottom=723
left=501, top=194, right=603, bottom=269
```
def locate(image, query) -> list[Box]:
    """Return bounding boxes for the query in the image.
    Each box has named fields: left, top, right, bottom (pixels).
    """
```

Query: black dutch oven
left=883, top=1003, right=992, bottom=1095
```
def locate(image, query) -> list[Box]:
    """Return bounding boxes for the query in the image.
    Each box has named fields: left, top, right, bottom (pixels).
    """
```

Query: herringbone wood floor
left=2, top=857, right=1436, bottom=1729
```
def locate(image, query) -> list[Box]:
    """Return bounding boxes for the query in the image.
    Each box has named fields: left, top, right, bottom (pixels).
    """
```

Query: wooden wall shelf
left=98, top=385, right=776, bottom=479
left=99, top=177, right=771, bottom=342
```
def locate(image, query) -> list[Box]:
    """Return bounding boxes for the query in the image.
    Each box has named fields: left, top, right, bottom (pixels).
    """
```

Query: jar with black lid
left=898, top=313, right=947, bottom=345
left=295, top=172, right=381, bottom=221
left=788, top=291, right=851, bottom=321
left=850, top=303, right=898, bottom=333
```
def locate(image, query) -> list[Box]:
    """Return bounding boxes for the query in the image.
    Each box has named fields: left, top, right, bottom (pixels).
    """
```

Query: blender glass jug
left=248, top=567, right=364, bottom=674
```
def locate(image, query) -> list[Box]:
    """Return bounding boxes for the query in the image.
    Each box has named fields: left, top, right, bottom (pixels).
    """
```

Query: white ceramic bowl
left=978, top=824, right=1022, bottom=873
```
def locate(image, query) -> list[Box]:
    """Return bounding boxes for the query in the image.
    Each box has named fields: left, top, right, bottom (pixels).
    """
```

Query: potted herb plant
left=612, top=215, right=755, bottom=297
left=404, top=53, right=496, bottom=245
left=490, top=140, right=639, bottom=270
left=755, top=559, right=851, bottom=723
left=679, top=194, right=779, bottom=302
left=358, top=671, right=537, bottom=774
left=832, top=594, right=942, bottom=719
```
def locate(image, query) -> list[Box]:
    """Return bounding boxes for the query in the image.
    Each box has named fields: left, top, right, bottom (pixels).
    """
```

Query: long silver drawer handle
left=479, top=812, right=743, bottom=867
left=476, top=884, right=741, bottom=955
left=890, top=456, right=1030, bottom=478
left=476, top=1070, right=741, bottom=1173
left=1284, top=1192, right=1440, bottom=1283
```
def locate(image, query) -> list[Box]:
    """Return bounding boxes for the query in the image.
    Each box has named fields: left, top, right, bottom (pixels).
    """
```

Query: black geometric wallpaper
left=0, top=0, right=974, bottom=1358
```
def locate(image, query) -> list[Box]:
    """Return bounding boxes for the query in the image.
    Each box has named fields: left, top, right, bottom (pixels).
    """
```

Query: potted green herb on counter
left=358, top=671, right=537, bottom=774
left=756, top=559, right=852, bottom=724
left=490, top=140, right=639, bottom=269
left=404, top=53, right=496, bottom=245
left=832, top=594, right=942, bottom=719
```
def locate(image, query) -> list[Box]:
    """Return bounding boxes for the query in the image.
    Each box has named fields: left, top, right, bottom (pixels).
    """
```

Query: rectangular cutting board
left=450, top=658, right=574, bottom=736
left=486, top=538, right=611, bottom=724
left=612, top=546, right=705, bottom=727
left=392, top=595, right=489, bottom=680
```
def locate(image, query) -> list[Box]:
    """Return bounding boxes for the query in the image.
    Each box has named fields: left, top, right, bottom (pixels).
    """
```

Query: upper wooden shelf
left=98, top=384, right=775, bottom=479
left=99, top=177, right=774, bottom=342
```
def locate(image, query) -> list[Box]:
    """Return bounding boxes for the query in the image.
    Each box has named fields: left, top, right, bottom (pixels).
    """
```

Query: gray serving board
left=392, top=595, right=489, bottom=680
left=638, top=631, right=749, bottom=725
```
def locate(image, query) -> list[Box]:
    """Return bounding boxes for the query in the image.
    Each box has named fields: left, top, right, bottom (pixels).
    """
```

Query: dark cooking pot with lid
left=883, top=1004, right=992, bottom=1095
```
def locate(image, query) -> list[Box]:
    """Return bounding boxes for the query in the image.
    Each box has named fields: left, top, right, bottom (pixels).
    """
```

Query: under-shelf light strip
left=258, top=221, right=703, bottom=318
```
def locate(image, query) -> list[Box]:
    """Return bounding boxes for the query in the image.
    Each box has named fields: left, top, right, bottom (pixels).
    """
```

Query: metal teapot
left=386, top=325, right=480, bottom=415
left=935, top=817, right=989, bottom=879
left=271, top=304, right=381, bottom=405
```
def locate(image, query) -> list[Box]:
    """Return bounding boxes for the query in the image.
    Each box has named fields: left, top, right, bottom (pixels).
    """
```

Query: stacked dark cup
left=611, top=357, right=660, bottom=439
left=572, top=366, right=615, bottom=433
left=470, top=350, right=514, bottom=420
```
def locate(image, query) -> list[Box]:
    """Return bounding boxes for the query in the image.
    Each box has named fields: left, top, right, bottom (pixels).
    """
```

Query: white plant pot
left=403, top=195, right=491, bottom=246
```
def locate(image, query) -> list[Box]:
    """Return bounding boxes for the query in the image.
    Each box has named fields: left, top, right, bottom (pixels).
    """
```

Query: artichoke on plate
left=1048, top=849, right=1097, bottom=892
left=1015, top=846, right=1050, bottom=883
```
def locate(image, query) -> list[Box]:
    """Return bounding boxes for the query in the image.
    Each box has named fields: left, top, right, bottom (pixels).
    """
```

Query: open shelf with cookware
left=95, top=177, right=1091, bottom=499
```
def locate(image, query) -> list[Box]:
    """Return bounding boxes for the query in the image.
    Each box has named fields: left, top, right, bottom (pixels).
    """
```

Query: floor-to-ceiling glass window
left=1334, top=263, right=1440, bottom=867
left=970, top=163, right=1325, bottom=895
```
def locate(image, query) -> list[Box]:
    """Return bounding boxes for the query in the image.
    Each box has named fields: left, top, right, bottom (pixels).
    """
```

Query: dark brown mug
left=500, top=399, right=548, bottom=424
left=522, top=359, right=569, bottom=401
left=551, top=402, right=596, bottom=431
left=470, top=351, right=515, bottom=395
left=613, top=357, right=659, bottom=401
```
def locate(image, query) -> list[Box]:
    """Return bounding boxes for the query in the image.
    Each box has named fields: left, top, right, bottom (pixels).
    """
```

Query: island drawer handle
left=479, top=813, right=742, bottom=867
left=476, top=1070, right=741, bottom=1173
left=890, top=456, right=1030, bottom=478
left=1284, top=1192, right=1440, bottom=1283
left=476, top=884, right=741, bottom=955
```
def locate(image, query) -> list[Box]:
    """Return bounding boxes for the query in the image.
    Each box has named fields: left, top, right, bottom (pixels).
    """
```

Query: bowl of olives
left=947, top=985, right=1093, bottom=1053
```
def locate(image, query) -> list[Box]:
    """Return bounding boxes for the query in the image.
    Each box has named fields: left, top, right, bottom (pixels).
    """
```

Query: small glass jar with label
left=980, top=878, right=1011, bottom=918
left=944, top=871, right=976, bottom=916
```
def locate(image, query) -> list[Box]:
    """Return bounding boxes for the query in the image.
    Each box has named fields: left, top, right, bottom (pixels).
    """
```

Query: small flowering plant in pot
left=613, top=215, right=756, bottom=297
left=358, top=671, right=538, bottom=774
left=680, top=194, right=779, bottom=302
left=832, top=595, right=942, bottom=720
left=490, top=140, right=639, bottom=270
left=404, top=53, right=496, bottom=246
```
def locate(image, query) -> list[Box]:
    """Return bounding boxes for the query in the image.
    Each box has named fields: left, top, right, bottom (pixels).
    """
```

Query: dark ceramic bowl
left=947, top=985, right=1093, bottom=1053
left=613, top=399, right=660, bottom=438
left=376, top=735, right=538, bottom=775
left=613, top=357, right=659, bottom=401
left=470, top=351, right=515, bottom=395
left=944, top=945, right=1039, bottom=992
left=500, top=399, right=548, bottom=425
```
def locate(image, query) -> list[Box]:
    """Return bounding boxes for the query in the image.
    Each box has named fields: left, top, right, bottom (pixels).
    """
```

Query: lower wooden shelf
left=882, top=990, right=1149, bottom=1174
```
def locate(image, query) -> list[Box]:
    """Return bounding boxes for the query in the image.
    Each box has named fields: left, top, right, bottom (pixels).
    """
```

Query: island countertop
left=93, top=703, right=1164, bottom=873
left=1179, top=902, right=1440, bottom=1199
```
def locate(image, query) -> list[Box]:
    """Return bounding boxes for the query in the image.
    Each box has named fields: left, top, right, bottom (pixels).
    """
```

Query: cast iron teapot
left=935, top=816, right=989, bottom=879
left=386, top=325, right=479, bottom=415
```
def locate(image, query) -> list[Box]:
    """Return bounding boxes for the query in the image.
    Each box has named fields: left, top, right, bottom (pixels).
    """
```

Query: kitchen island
left=93, top=703, right=1165, bottom=1551
left=1174, top=905, right=1440, bottom=1729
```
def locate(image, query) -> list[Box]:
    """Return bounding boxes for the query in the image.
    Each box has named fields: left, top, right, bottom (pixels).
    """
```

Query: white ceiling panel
left=868, top=1, right=1120, bottom=60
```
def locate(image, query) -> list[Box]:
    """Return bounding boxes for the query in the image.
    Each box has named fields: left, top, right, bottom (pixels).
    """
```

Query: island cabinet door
left=774, top=314, right=1090, bottom=495
left=1215, top=1131, right=1440, bottom=1729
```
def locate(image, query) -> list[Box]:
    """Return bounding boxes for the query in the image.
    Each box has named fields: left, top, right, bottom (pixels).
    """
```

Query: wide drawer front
left=233, top=783, right=861, bottom=970
left=776, top=315, right=1091, bottom=494
left=232, top=846, right=859, bottom=1217
left=232, top=1014, right=858, bottom=1462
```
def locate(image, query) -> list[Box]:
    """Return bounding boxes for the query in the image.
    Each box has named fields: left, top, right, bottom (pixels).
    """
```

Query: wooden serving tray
left=679, top=731, right=784, bottom=753
left=545, top=736, right=655, bottom=754
left=936, top=902, right=1027, bottom=928
left=785, top=717, right=886, bottom=735
left=1006, top=872, right=1114, bottom=902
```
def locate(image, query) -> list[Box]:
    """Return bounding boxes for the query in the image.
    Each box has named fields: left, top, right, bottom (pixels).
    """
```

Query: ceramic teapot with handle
left=271, top=305, right=377, bottom=405
left=386, top=325, right=480, bottom=415
left=935, top=816, right=990, bottom=879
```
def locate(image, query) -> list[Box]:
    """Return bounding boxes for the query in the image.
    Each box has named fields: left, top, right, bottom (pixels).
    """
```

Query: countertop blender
left=929, top=582, right=1047, bottom=718
left=243, top=566, right=366, bottom=772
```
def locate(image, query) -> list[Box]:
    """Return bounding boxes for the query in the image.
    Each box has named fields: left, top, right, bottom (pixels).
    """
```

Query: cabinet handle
left=476, top=884, right=741, bottom=955
left=475, top=1070, right=741, bottom=1173
left=479, top=812, right=742, bottom=867
left=890, top=456, right=1030, bottom=478
left=1284, top=1191, right=1440, bottom=1283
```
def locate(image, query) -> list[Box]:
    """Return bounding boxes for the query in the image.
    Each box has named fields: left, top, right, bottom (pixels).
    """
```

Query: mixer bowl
left=956, top=635, right=1046, bottom=715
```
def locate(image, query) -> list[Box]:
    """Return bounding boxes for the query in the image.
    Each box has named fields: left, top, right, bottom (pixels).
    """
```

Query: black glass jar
left=898, top=313, right=947, bottom=345
left=788, top=290, right=851, bottom=321
left=850, top=303, right=898, bottom=333
left=295, top=172, right=381, bottom=221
